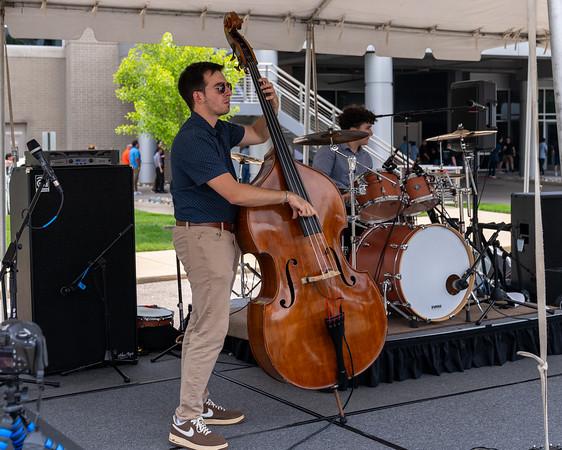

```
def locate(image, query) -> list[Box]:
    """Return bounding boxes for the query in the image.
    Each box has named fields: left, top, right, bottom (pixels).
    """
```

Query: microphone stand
left=475, top=238, right=553, bottom=326
left=1, top=174, right=50, bottom=320
left=60, top=223, right=136, bottom=383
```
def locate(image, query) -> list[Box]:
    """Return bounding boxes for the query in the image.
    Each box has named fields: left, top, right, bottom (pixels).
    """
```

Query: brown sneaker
left=202, top=399, right=245, bottom=425
left=169, top=416, right=228, bottom=449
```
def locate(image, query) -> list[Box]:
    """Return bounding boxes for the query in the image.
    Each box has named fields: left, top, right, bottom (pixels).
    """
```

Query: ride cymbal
left=293, top=129, right=369, bottom=146
left=426, top=128, right=497, bottom=142
left=231, top=152, right=263, bottom=164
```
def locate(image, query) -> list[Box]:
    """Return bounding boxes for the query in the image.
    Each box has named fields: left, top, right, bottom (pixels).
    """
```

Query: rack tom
left=355, top=171, right=403, bottom=223
left=402, top=173, right=439, bottom=215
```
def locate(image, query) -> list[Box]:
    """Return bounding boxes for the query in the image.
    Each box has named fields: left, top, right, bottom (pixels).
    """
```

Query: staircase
left=231, top=63, right=403, bottom=166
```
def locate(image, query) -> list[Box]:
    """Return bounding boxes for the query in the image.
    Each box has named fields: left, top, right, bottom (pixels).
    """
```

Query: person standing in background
left=121, top=143, right=132, bottom=165
left=153, top=142, right=167, bottom=193
left=129, top=140, right=141, bottom=194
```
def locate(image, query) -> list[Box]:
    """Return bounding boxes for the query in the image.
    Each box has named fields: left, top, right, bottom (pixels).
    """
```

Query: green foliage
left=114, top=33, right=244, bottom=149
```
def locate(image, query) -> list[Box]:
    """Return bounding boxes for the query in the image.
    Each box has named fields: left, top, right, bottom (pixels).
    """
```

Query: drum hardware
left=293, top=128, right=369, bottom=146
left=474, top=235, right=553, bottom=326
left=151, top=256, right=191, bottom=363
left=230, top=152, right=263, bottom=165
left=425, top=126, right=498, bottom=142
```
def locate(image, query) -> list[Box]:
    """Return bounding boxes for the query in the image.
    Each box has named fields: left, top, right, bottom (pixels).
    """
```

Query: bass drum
left=355, top=224, right=474, bottom=321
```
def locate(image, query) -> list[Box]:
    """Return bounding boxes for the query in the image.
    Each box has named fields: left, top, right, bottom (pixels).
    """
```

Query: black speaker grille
left=10, top=166, right=137, bottom=372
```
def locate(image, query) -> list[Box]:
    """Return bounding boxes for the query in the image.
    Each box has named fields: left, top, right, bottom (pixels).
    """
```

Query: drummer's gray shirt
left=312, top=144, right=373, bottom=189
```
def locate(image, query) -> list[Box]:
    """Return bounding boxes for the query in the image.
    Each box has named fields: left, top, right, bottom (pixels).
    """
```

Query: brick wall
left=6, top=30, right=133, bottom=154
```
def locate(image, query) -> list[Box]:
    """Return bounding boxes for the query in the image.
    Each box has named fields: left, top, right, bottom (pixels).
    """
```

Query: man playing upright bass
left=168, top=61, right=316, bottom=450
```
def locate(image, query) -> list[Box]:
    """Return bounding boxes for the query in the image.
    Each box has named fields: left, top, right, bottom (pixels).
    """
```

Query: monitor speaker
left=10, top=165, right=137, bottom=373
left=450, top=80, right=497, bottom=150
left=511, top=192, right=562, bottom=306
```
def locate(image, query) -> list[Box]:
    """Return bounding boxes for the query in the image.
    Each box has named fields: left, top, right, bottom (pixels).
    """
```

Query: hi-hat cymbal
left=293, top=130, right=369, bottom=146
left=426, top=128, right=497, bottom=142
left=231, top=152, right=263, bottom=165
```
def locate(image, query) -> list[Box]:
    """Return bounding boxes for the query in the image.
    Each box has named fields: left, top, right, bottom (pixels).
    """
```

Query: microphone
left=445, top=273, right=470, bottom=295
left=467, top=99, right=486, bottom=111
left=26, top=139, right=63, bottom=193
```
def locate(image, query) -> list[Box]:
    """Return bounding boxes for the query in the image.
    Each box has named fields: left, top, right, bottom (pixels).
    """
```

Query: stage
left=226, top=299, right=562, bottom=387
left=17, top=283, right=562, bottom=449
left=26, top=325, right=562, bottom=450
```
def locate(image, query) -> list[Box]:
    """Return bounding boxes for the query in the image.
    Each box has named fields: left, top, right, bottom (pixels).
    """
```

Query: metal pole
left=548, top=0, right=562, bottom=176
left=0, top=5, right=6, bottom=260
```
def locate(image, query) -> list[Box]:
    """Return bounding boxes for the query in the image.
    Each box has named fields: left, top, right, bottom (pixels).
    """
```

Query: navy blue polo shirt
left=171, top=112, right=245, bottom=223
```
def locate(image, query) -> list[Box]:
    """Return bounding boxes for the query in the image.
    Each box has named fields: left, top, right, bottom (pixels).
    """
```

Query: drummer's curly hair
left=337, top=105, right=377, bottom=130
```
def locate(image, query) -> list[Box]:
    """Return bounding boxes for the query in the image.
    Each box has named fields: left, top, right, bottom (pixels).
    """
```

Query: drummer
left=312, top=105, right=376, bottom=199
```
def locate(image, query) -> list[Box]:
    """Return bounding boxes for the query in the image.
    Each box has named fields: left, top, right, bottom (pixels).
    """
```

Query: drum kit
left=294, top=126, right=499, bottom=325
left=231, top=125, right=515, bottom=325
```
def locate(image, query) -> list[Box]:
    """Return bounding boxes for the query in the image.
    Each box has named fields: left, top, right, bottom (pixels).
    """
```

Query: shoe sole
left=204, top=415, right=245, bottom=425
left=169, top=433, right=228, bottom=450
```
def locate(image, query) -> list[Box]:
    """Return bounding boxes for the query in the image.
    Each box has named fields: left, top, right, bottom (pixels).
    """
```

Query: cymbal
left=293, top=130, right=369, bottom=146
left=426, top=128, right=497, bottom=142
left=231, top=152, right=263, bottom=165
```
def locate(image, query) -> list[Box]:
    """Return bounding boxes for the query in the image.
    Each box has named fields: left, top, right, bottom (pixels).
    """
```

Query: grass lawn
left=134, top=209, right=175, bottom=252
left=478, top=202, right=511, bottom=214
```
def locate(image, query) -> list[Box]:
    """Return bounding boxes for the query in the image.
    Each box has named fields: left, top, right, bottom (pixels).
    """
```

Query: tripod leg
left=110, top=363, right=131, bottom=383
left=150, top=342, right=182, bottom=363
left=475, top=298, right=495, bottom=326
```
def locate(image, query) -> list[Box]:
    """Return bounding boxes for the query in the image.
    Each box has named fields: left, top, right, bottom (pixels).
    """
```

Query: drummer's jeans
left=173, top=225, right=240, bottom=420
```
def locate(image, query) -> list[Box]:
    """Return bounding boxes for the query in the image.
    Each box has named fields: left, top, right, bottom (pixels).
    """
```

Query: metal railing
left=232, top=63, right=413, bottom=166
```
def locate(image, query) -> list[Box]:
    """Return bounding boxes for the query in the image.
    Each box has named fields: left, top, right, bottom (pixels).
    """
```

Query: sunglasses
left=213, top=81, right=232, bottom=95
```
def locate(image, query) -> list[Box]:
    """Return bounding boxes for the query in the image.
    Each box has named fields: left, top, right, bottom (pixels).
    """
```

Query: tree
left=114, top=33, right=244, bottom=149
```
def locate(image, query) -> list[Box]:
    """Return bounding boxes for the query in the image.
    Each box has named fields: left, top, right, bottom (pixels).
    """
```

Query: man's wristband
left=283, top=191, right=289, bottom=203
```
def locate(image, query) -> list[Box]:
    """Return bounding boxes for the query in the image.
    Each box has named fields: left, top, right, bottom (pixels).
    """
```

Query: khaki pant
left=173, top=225, right=239, bottom=420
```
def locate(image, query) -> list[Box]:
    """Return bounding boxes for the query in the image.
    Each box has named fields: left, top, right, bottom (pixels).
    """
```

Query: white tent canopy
left=5, top=0, right=550, bottom=59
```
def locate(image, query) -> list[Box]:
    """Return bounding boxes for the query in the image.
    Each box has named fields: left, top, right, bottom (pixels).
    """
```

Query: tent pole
left=0, top=4, right=6, bottom=261
left=548, top=0, right=562, bottom=177
left=524, top=59, right=532, bottom=192
left=518, top=2, right=551, bottom=450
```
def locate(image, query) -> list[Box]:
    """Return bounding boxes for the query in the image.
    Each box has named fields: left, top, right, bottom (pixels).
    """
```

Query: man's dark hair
left=178, top=61, right=224, bottom=110
left=336, top=105, right=377, bottom=130
left=131, top=140, right=139, bottom=147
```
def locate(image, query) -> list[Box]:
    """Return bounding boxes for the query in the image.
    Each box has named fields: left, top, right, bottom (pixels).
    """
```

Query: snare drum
left=402, top=173, right=439, bottom=215
left=355, top=171, right=403, bottom=223
left=355, top=224, right=474, bottom=321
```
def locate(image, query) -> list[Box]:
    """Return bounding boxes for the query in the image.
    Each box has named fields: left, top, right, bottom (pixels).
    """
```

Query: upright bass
left=225, top=12, right=387, bottom=390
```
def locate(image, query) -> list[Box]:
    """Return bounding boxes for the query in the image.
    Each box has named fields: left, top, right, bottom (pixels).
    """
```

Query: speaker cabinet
left=10, top=166, right=137, bottom=372
left=450, top=80, right=497, bottom=150
left=511, top=192, right=562, bottom=306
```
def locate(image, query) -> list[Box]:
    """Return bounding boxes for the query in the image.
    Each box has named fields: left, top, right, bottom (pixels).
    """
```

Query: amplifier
left=25, top=149, right=119, bottom=166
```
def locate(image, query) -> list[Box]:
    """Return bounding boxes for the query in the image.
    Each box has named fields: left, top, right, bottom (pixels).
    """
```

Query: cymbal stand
left=343, top=148, right=359, bottom=268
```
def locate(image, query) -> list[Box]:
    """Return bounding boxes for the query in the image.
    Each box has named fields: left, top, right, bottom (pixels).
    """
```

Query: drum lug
left=389, top=243, right=408, bottom=250
left=384, top=272, right=401, bottom=280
